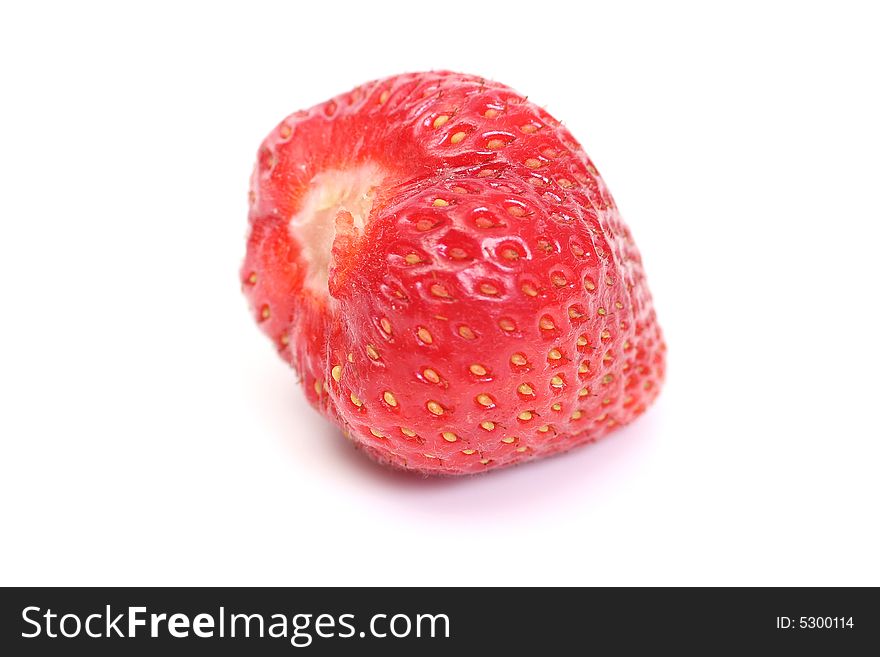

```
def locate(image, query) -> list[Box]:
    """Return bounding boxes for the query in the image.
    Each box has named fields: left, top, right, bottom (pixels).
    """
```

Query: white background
left=1, top=1, right=878, bottom=586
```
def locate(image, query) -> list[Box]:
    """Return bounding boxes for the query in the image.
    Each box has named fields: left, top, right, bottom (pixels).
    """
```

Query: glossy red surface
left=242, top=71, right=665, bottom=474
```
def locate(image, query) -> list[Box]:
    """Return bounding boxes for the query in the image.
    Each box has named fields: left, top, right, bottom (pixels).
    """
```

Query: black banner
left=1, top=587, right=876, bottom=654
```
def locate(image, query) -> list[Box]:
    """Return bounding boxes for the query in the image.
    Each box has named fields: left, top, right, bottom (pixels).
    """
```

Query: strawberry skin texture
left=242, top=71, right=665, bottom=475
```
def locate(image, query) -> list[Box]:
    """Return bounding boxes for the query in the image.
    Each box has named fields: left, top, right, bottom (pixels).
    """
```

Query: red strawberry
left=242, top=71, right=665, bottom=475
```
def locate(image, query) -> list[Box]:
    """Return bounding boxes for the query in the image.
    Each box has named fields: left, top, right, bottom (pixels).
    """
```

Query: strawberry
left=242, top=71, right=665, bottom=475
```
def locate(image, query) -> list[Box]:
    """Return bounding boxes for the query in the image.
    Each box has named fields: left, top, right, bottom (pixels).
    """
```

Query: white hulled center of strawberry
left=289, top=165, right=383, bottom=293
